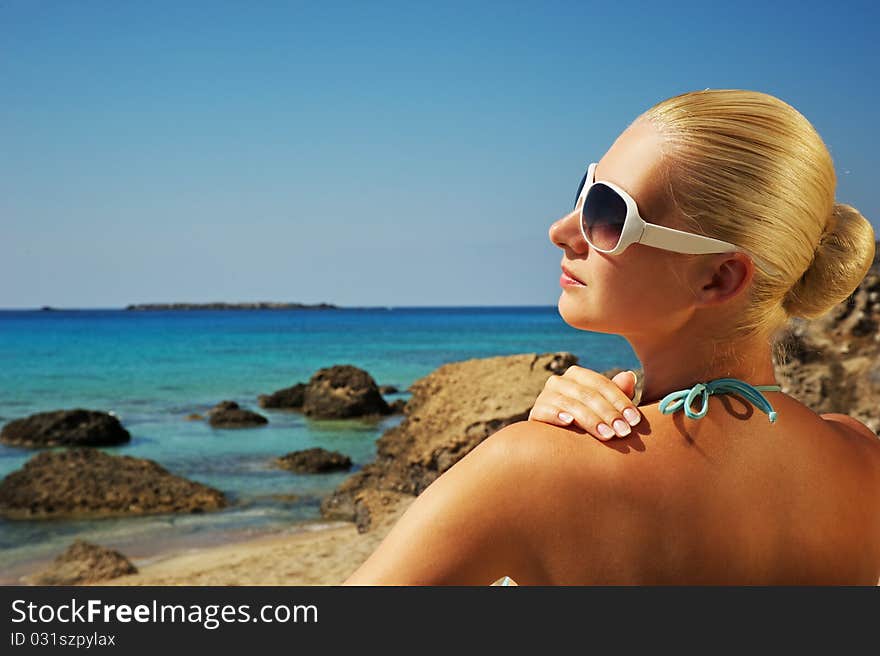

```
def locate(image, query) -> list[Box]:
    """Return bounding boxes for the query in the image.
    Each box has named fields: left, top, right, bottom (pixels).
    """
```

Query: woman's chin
left=557, top=299, right=592, bottom=327
left=557, top=296, right=618, bottom=334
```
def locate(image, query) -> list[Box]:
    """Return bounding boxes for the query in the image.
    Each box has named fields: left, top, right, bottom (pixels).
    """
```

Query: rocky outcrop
left=275, top=447, right=352, bottom=474
left=772, top=245, right=880, bottom=434
left=258, top=383, right=307, bottom=409
left=0, top=409, right=131, bottom=449
left=0, top=448, right=228, bottom=519
left=26, top=540, right=137, bottom=585
left=379, top=385, right=398, bottom=394
left=302, top=365, right=392, bottom=419
left=388, top=398, right=407, bottom=414
left=207, top=401, right=268, bottom=428
left=319, top=351, right=578, bottom=532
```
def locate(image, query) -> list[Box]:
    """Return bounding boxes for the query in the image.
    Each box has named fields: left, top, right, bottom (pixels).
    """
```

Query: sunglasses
left=574, top=162, right=779, bottom=275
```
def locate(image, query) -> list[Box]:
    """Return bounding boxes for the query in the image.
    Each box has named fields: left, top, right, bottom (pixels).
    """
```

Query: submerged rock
left=302, top=365, right=392, bottom=419
left=207, top=401, right=268, bottom=428
left=258, top=383, right=307, bottom=409
left=0, top=409, right=131, bottom=449
left=275, top=447, right=352, bottom=474
left=0, top=448, right=227, bottom=519
left=27, top=540, right=137, bottom=585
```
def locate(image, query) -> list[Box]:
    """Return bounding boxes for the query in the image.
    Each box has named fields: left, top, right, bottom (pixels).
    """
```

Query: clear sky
left=2, top=0, right=877, bottom=308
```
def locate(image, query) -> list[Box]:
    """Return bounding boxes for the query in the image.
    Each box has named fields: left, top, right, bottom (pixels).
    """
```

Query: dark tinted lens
left=582, top=183, right=626, bottom=250
left=573, top=169, right=589, bottom=210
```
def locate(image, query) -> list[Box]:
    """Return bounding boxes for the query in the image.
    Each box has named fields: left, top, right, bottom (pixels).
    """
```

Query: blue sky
left=2, top=0, right=877, bottom=308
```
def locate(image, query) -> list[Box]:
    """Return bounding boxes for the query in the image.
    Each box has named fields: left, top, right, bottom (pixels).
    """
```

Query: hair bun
left=782, top=203, right=876, bottom=319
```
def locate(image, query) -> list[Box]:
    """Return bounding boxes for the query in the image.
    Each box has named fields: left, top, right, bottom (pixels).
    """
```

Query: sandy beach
left=97, top=521, right=374, bottom=586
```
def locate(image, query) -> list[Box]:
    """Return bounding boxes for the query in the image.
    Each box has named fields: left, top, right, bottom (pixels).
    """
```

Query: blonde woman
left=343, top=89, right=880, bottom=586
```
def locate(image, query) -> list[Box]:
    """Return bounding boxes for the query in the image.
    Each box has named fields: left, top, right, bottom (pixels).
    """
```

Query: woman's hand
left=527, top=366, right=642, bottom=440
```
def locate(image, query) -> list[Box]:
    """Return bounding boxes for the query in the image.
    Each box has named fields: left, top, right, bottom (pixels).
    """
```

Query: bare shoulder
left=484, top=419, right=627, bottom=471
left=820, top=413, right=879, bottom=443
left=484, top=417, right=684, bottom=583
left=483, top=419, right=662, bottom=497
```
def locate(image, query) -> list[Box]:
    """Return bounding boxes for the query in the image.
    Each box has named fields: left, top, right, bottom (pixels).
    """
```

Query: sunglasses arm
left=638, top=223, right=740, bottom=255
left=639, top=223, right=782, bottom=276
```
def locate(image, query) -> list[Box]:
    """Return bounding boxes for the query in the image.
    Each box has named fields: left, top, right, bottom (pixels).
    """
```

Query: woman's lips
left=560, top=272, right=586, bottom=287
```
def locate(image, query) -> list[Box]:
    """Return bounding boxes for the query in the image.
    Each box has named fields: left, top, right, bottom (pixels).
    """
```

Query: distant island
left=125, top=302, right=338, bottom=311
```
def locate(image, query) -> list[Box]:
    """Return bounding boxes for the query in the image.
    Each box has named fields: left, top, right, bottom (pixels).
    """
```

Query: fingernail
left=597, top=423, right=615, bottom=438
left=612, top=419, right=631, bottom=436
left=558, top=412, right=573, bottom=423
left=623, top=407, right=640, bottom=425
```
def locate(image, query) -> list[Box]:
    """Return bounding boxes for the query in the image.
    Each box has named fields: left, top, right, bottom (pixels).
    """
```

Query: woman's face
left=549, top=118, right=702, bottom=339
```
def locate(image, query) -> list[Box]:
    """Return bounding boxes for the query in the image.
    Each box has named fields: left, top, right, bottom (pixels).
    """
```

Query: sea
left=0, top=306, right=639, bottom=582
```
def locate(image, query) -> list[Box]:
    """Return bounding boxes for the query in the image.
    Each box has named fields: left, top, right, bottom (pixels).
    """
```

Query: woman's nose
left=548, top=211, right=588, bottom=252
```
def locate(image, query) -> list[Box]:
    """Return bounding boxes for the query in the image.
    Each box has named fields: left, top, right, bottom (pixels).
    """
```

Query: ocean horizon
left=0, top=306, right=640, bottom=581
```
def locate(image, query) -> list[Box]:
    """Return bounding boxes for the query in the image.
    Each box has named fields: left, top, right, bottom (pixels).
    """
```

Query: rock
left=773, top=246, right=880, bottom=435
left=207, top=401, right=268, bottom=428
left=211, top=400, right=240, bottom=413
left=184, top=413, right=204, bottom=421
left=302, top=365, right=392, bottom=419
left=379, top=385, right=398, bottom=394
left=351, top=488, right=414, bottom=534
left=319, top=351, right=579, bottom=531
left=275, top=447, right=353, bottom=474
left=388, top=399, right=408, bottom=414
left=27, top=540, right=137, bottom=585
left=258, top=383, right=307, bottom=409
left=0, top=409, right=131, bottom=449
left=0, top=448, right=228, bottom=519
left=545, top=351, right=579, bottom=375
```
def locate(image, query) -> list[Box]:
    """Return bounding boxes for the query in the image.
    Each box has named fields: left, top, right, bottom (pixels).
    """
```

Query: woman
left=343, top=89, right=880, bottom=585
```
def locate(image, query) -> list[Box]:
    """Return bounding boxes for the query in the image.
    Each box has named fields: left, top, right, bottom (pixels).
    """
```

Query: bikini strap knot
left=658, top=378, right=781, bottom=423
left=658, top=382, right=711, bottom=420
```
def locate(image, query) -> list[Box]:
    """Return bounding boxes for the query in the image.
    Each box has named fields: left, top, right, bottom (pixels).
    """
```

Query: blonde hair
left=640, top=89, right=875, bottom=345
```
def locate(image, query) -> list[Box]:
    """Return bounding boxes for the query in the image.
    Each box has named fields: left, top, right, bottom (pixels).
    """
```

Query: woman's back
left=520, top=393, right=880, bottom=585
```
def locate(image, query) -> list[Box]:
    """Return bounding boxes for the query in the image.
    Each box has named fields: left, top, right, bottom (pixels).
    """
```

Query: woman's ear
left=696, top=253, right=753, bottom=305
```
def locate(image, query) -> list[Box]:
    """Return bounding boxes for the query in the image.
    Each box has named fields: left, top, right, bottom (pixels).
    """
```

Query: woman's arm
left=342, top=423, right=546, bottom=585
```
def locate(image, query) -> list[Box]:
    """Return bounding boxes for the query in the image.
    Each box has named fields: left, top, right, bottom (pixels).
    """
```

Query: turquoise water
left=0, top=307, right=638, bottom=579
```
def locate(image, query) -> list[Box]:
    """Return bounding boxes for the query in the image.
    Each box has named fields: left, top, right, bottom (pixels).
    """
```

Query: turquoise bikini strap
left=658, top=378, right=781, bottom=423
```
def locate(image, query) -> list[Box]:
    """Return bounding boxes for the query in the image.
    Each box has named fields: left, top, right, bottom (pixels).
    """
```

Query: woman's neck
left=627, top=329, right=779, bottom=407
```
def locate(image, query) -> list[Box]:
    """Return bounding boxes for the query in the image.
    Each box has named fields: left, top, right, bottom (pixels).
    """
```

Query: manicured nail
left=558, top=411, right=573, bottom=424
left=612, top=419, right=631, bottom=436
left=623, top=407, right=640, bottom=425
left=597, top=423, right=615, bottom=438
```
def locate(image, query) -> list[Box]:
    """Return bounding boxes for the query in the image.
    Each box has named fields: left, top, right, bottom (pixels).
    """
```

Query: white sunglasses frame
left=575, top=162, right=779, bottom=276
